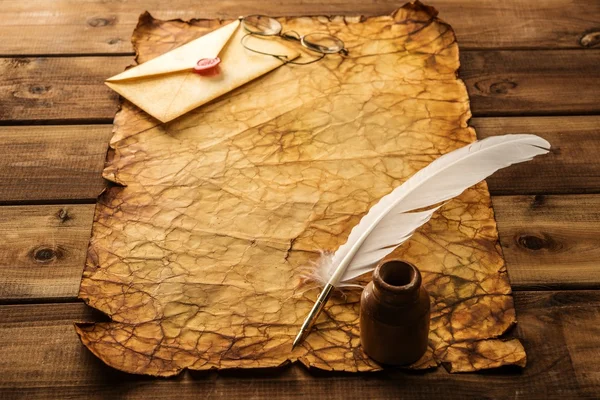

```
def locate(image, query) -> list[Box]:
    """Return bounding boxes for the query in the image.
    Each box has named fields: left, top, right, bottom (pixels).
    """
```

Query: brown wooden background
left=1, top=1, right=599, bottom=398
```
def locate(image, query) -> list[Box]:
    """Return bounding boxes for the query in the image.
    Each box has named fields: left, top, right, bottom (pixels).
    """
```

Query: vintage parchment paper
left=76, top=1, right=526, bottom=376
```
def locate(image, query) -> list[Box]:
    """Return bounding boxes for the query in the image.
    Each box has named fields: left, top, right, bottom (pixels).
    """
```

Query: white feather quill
left=293, top=134, right=550, bottom=347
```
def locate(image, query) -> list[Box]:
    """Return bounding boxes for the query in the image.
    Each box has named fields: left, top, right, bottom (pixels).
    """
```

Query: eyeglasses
left=240, top=15, right=348, bottom=65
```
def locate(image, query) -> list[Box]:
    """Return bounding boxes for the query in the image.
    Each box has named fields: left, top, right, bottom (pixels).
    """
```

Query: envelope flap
left=107, top=19, right=240, bottom=81
left=105, top=26, right=300, bottom=123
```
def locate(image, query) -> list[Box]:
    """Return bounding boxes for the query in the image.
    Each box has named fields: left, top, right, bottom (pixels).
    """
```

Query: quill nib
left=292, top=283, right=335, bottom=349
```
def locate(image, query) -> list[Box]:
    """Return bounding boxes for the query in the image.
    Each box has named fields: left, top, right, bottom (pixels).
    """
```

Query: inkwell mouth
left=373, top=260, right=421, bottom=303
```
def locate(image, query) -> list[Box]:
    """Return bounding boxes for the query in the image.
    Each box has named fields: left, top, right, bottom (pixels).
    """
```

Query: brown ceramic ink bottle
left=360, top=259, right=430, bottom=365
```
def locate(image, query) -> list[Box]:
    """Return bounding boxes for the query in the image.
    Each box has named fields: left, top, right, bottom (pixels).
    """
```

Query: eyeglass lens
left=302, top=33, right=345, bottom=54
left=242, top=15, right=346, bottom=56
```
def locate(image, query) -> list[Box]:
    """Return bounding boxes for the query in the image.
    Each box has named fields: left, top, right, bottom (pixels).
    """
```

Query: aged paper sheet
left=77, top=2, right=526, bottom=376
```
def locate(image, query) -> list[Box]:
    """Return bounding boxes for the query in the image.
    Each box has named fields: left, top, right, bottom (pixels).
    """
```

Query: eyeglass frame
left=239, top=15, right=349, bottom=65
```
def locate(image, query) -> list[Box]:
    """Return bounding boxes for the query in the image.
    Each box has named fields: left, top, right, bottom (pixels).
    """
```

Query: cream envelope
left=106, top=20, right=300, bottom=123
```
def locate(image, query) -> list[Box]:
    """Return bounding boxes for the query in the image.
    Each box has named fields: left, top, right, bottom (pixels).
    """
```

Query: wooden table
left=1, top=1, right=599, bottom=398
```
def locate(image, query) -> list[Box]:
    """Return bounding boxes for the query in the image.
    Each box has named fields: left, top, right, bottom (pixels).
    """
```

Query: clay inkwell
left=360, top=259, right=430, bottom=365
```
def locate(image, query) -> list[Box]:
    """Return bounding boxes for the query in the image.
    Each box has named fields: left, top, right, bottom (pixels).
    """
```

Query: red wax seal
left=193, top=57, right=221, bottom=75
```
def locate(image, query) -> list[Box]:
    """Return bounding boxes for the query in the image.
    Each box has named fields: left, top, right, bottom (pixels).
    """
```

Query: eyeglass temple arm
left=240, top=34, right=291, bottom=61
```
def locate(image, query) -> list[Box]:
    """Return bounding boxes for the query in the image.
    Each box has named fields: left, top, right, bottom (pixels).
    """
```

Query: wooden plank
left=460, top=50, right=600, bottom=116
left=0, top=125, right=112, bottom=203
left=0, top=205, right=95, bottom=303
left=0, top=116, right=597, bottom=202
left=0, top=57, right=130, bottom=123
left=0, top=291, right=598, bottom=398
left=474, top=116, right=600, bottom=195
left=0, top=196, right=598, bottom=302
left=2, top=51, right=599, bottom=123
left=493, top=195, right=600, bottom=290
left=0, top=0, right=598, bottom=55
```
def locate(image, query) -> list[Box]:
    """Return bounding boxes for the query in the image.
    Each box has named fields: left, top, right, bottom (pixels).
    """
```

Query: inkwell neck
left=372, top=260, right=421, bottom=305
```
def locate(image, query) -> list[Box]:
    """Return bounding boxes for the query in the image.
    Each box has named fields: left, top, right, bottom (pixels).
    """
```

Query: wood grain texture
left=460, top=50, right=600, bottom=116
left=0, top=195, right=597, bottom=303
left=474, top=116, right=600, bottom=195
left=0, top=205, right=95, bottom=303
left=493, top=195, right=600, bottom=290
left=1, top=116, right=596, bottom=203
left=0, top=125, right=112, bottom=203
left=0, top=0, right=596, bottom=396
left=0, top=0, right=598, bottom=55
left=1, top=291, right=598, bottom=399
left=0, top=57, right=130, bottom=123
left=2, top=51, right=599, bottom=123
